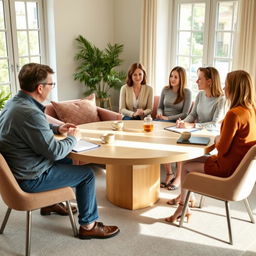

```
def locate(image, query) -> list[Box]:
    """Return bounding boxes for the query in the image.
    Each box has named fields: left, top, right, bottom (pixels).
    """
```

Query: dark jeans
left=122, top=115, right=141, bottom=120
left=19, top=159, right=98, bottom=226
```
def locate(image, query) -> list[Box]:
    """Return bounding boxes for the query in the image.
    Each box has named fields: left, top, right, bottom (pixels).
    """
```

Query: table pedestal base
left=106, top=164, right=160, bottom=210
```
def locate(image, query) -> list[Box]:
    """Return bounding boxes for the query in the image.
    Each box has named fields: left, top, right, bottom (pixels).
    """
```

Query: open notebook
left=72, top=139, right=100, bottom=152
left=177, top=136, right=210, bottom=146
left=164, top=126, right=198, bottom=133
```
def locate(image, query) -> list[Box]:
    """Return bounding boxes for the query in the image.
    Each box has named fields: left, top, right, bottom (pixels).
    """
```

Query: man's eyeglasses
left=41, top=82, right=56, bottom=88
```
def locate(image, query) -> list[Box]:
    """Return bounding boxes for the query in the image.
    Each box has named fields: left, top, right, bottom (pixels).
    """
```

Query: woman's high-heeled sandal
left=165, top=203, right=191, bottom=223
left=166, top=197, right=180, bottom=205
left=167, top=198, right=196, bottom=208
left=160, top=173, right=174, bottom=188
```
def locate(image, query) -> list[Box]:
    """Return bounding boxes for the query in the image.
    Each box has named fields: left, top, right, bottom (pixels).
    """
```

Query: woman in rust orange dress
left=165, top=70, right=256, bottom=223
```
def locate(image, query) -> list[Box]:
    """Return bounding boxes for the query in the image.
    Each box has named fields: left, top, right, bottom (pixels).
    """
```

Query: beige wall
left=46, top=0, right=142, bottom=110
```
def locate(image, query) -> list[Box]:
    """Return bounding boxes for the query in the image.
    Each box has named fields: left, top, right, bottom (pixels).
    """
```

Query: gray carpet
left=0, top=166, right=256, bottom=256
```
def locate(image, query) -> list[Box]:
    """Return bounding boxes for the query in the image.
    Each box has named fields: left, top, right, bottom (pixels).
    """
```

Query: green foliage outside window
left=0, top=89, right=10, bottom=110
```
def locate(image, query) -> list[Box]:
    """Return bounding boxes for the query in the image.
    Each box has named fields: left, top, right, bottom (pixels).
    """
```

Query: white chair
left=0, top=154, right=78, bottom=256
left=179, top=145, right=256, bottom=244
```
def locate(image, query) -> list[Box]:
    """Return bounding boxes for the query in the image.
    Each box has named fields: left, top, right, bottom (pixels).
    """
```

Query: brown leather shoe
left=40, top=203, right=77, bottom=216
left=79, top=222, right=120, bottom=239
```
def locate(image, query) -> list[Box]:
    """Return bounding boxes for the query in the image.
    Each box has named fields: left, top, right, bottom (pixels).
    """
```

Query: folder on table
left=177, top=136, right=210, bottom=146
left=72, top=139, right=100, bottom=152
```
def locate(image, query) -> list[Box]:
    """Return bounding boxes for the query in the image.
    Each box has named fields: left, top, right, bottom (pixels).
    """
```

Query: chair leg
left=244, top=198, right=255, bottom=223
left=66, top=201, right=78, bottom=237
left=26, top=211, right=32, bottom=256
left=179, top=191, right=191, bottom=227
left=225, top=201, right=233, bottom=245
left=199, top=195, right=205, bottom=208
left=0, top=208, right=12, bottom=234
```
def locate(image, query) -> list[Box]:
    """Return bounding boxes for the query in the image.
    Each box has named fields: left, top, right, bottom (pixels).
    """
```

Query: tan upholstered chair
left=0, top=154, right=78, bottom=256
left=179, top=145, right=256, bottom=245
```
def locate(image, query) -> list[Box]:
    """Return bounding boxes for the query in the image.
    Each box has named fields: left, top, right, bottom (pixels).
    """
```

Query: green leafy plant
left=74, top=35, right=126, bottom=102
left=0, top=90, right=11, bottom=110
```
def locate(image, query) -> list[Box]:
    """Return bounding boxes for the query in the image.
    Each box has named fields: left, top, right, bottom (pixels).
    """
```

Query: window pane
left=214, top=59, right=230, bottom=84
left=17, top=31, right=28, bottom=56
left=178, top=56, right=189, bottom=70
left=29, top=31, right=39, bottom=55
left=0, top=31, right=7, bottom=56
left=180, top=4, right=192, bottom=30
left=178, top=32, right=191, bottom=55
left=19, top=57, right=29, bottom=66
left=0, top=1, right=5, bottom=29
left=215, top=32, right=231, bottom=57
left=30, top=56, right=40, bottom=63
left=192, top=3, right=205, bottom=31
left=217, top=2, right=234, bottom=31
left=27, top=2, right=38, bottom=29
left=192, top=32, right=203, bottom=56
left=0, top=59, right=9, bottom=83
left=0, top=85, right=11, bottom=94
left=15, top=1, right=27, bottom=29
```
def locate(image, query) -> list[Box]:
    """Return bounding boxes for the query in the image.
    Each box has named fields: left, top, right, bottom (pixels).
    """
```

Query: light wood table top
left=68, top=120, right=216, bottom=165
left=67, top=120, right=216, bottom=210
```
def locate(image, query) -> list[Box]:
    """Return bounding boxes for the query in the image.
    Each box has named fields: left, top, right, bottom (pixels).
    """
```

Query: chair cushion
left=51, top=97, right=100, bottom=125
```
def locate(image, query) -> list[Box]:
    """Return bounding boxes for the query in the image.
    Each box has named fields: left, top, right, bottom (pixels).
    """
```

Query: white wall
left=112, top=0, right=142, bottom=109
left=46, top=0, right=114, bottom=100
left=45, top=0, right=142, bottom=110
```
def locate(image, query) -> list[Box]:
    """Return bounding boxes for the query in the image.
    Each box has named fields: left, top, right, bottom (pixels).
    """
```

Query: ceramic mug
left=100, top=133, right=115, bottom=144
left=111, top=121, right=124, bottom=131
left=181, top=131, right=191, bottom=140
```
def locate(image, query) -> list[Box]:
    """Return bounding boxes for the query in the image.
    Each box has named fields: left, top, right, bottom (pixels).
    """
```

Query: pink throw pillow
left=51, top=98, right=100, bottom=125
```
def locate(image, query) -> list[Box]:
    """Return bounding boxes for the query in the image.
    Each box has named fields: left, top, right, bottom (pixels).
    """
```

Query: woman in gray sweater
left=167, top=67, right=225, bottom=204
left=156, top=66, right=192, bottom=189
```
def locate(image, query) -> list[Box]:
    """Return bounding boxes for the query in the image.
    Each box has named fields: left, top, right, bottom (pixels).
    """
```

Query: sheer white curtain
left=140, top=0, right=157, bottom=91
left=232, top=0, right=256, bottom=85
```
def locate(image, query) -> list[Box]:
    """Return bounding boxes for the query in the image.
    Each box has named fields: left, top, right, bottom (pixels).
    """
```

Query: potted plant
left=74, top=35, right=126, bottom=108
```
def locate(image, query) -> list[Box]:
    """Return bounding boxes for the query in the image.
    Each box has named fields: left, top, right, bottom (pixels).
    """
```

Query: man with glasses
left=0, top=63, right=120, bottom=239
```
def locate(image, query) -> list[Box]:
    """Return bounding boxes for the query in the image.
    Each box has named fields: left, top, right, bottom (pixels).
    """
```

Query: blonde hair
left=167, top=66, right=187, bottom=104
left=198, top=67, right=223, bottom=97
left=226, top=70, right=256, bottom=109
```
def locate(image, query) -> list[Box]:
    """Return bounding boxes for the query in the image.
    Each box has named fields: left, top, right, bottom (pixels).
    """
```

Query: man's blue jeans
left=19, top=160, right=99, bottom=226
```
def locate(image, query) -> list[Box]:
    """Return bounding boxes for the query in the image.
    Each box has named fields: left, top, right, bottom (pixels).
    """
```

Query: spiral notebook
left=177, top=136, right=210, bottom=146
left=72, top=139, right=100, bottom=152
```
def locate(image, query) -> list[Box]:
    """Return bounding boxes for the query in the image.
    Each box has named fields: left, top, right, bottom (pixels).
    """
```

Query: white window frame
left=1, top=0, right=46, bottom=94
left=169, top=0, right=238, bottom=93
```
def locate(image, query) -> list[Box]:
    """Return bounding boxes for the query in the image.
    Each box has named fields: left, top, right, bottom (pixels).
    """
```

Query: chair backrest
left=151, top=96, right=159, bottom=119
left=0, top=154, right=29, bottom=210
left=223, top=144, right=256, bottom=201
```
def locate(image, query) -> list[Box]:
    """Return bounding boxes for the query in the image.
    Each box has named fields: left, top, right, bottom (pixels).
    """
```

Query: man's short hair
left=18, top=63, right=54, bottom=92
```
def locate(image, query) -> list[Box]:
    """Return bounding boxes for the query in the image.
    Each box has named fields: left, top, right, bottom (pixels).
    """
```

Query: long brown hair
left=126, top=63, right=147, bottom=87
left=226, top=70, right=256, bottom=109
left=198, top=67, right=223, bottom=97
left=167, top=66, right=187, bottom=104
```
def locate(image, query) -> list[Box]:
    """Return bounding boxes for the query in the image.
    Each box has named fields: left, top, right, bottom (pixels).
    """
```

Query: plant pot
left=96, top=97, right=112, bottom=110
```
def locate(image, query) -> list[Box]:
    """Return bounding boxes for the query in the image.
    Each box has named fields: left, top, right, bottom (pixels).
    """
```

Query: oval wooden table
left=68, top=121, right=215, bottom=210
